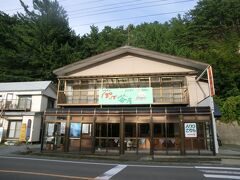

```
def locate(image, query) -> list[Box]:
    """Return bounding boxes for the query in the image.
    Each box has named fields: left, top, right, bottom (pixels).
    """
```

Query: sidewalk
left=218, top=144, right=240, bottom=165
left=0, top=143, right=239, bottom=165
left=0, top=144, right=41, bottom=155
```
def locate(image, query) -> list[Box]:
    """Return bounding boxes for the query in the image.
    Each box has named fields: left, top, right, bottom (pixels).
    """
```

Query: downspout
left=196, top=65, right=218, bottom=155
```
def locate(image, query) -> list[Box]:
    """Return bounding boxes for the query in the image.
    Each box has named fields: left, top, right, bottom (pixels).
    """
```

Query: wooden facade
left=42, top=107, right=214, bottom=155
left=42, top=46, right=216, bottom=155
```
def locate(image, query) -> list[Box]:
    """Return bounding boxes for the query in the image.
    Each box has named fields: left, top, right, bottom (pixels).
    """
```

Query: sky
left=0, top=0, right=198, bottom=36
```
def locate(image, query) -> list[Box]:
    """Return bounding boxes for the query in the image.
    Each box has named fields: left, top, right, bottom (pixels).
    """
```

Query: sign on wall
left=70, top=123, right=81, bottom=138
left=207, top=66, right=215, bottom=96
left=19, top=123, right=27, bottom=141
left=99, top=88, right=153, bottom=105
left=184, top=123, right=197, bottom=138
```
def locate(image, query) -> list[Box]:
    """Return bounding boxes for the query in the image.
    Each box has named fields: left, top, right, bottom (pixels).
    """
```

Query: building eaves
left=0, top=81, right=52, bottom=92
left=53, top=46, right=209, bottom=76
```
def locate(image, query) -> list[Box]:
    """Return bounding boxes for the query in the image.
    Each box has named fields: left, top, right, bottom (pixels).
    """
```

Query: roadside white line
left=95, top=165, right=127, bottom=180
left=195, top=166, right=240, bottom=171
left=0, top=156, right=117, bottom=166
left=200, top=170, right=240, bottom=175
left=204, top=174, right=240, bottom=179
left=0, top=156, right=193, bottom=169
left=2, top=156, right=239, bottom=170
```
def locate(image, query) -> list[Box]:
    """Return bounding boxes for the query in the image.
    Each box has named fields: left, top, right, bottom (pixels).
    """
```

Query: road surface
left=0, top=156, right=240, bottom=180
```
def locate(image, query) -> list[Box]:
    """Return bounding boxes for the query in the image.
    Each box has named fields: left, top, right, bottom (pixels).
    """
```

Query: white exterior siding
left=40, top=96, right=49, bottom=112
left=69, top=55, right=196, bottom=77
left=22, top=115, right=42, bottom=142
left=186, top=76, right=210, bottom=106
left=0, top=81, right=56, bottom=143
left=31, top=95, right=43, bottom=112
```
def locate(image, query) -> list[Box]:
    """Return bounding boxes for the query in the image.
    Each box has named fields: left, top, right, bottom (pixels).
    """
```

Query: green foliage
left=221, top=96, right=240, bottom=124
left=0, top=0, right=239, bottom=122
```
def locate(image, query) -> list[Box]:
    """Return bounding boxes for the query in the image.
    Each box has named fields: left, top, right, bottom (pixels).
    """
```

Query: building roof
left=0, top=81, right=52, bottom=92
left=53, top=46, right=210, bottom=76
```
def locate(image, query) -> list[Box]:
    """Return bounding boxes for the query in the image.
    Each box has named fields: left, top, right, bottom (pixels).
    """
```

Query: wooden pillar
left=150, top=108, right=154, bottom=157
left=179, top=115, right=185, bottom=155
left=40, top=113, right=46, bottom=152
left=120, top=115, right=124, bottom=155
left=136, top=119, right=139, bottom=155
left=64, top=112, right=71, bottom=152
left=91, top=112, right=96, bottom=154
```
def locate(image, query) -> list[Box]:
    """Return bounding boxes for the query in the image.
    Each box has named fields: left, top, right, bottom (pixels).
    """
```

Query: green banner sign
left=99, top=88, right=153, bottom=105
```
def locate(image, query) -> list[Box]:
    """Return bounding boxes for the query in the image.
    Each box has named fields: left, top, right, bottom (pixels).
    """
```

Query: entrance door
left=8, top=121, right=22, bottom=139
left=45, top=122, right=64, bottom=151
left=69, top=122, right=81, bottom=152
left=153, top=122, right=181, bottom=155
left=183, top=121, right=212, bottom=155
left=95, top=123, right=120, bottom=153
left=80, top=123, right=92, bottom=152
left=124, top=123, right=151, bottom=154
left=138, top=123, right=150, bottom=154
left=124, top=123, right=137, bottom=154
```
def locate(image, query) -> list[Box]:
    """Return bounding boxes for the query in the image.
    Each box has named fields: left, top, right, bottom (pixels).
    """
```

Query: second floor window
left=18, top=96, right=32, bottom=110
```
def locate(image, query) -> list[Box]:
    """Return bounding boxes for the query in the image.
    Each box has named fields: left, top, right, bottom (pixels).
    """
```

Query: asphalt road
left=0, top=156, right=240, bottom=180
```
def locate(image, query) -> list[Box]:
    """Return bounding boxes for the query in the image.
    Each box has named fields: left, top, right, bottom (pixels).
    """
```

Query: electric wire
left=69, top=0, right=194, bottom=19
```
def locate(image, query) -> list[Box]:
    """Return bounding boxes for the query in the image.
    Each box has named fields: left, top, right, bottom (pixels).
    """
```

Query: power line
left=1, top=0, right=106, bottom=12
left=72, top=10, right=186, bottom=27
left=69, top=0, right=194, bottom=19
left=66, top=0, right=146, bottom=13
left=62, top=0, right=141, bottom=11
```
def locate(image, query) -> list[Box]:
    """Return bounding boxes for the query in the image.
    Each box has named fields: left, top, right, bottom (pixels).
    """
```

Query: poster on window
left=184, top=123, right=197, bottom=137
left=82, top=124, right=91, bottom=134
left=70, top=123, right=81, bottom=138
left=47, top=123, right=54, bottom=136
left=60, top=122, right=66, bottom=134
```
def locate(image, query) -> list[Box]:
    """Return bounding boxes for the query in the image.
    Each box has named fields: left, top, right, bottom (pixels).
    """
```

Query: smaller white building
left=0, top=81, right=56, bottom=143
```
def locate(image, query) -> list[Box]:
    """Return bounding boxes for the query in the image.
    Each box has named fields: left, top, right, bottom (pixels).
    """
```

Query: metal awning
left=45, top=106, right=211, bottom=116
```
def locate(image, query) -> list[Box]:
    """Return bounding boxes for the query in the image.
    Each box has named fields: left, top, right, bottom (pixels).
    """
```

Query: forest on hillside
left=0, top=0, right=239, bottom=123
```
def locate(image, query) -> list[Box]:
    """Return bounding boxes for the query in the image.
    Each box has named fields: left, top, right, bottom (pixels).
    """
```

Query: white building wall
left=0, top=84, right=56, bottom=143
left=69, top=55, right=195, bottom=76
left=0, top=91, right=42, bottom=99
left=31, top=95, right=43, bottom=112
left=22, top=115, right=42, bottom=142
left=186, top=76, right=210, bottom=106
left=40, top=96, right=49, bottom=112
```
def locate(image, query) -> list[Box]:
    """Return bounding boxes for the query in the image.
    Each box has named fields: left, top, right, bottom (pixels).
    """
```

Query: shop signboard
left=19, top=123, right=27, bottom=141
left=184, top=123, right=197, bottom=138
left=99, top=88, right=153, bottom=105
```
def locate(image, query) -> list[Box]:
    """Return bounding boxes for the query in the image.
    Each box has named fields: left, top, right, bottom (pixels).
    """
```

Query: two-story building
left=0, top=81, right=56, bottom=144
left=42, top=46, right=218, bottom=156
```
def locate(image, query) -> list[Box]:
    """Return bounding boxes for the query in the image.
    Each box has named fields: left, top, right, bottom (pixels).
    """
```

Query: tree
left=16, top=0, right=77, bottom=80
left=221, top=96, right=240, bottom=124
